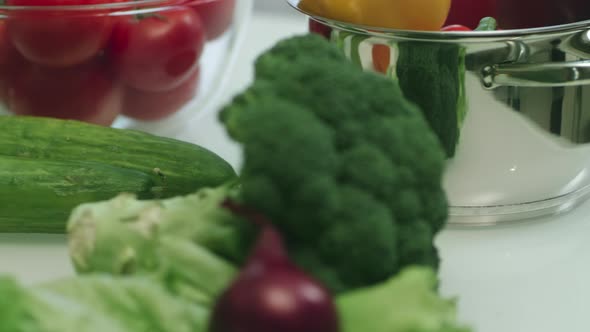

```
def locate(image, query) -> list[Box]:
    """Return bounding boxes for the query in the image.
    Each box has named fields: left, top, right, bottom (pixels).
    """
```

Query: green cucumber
left=0, top=116, right=236, bottom=199
left=396, top=42, right=465, bottom=158
left=0, top=156, right=157, bottom=233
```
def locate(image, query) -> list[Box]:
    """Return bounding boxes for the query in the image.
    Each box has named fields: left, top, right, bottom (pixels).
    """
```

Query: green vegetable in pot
left=330, top=30, right=467, bottom=158
left=0, top=275, right=208, bottom=332
left=337, top=267, right=472, bottom=332
left=396, top=16, right=498, bottom=158
left=474, top=17, right=498, bottom=31
left=395, top=42, right=466, bottom=158
left=221, top=34, right=448, bottom=293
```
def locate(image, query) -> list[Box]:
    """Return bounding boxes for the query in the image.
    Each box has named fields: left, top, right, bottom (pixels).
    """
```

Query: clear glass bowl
left=0, top=0, right=251, bottom=136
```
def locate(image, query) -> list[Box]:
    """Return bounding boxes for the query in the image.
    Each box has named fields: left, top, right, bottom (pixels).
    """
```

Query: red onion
left=209, top=201, right=340, bottom=332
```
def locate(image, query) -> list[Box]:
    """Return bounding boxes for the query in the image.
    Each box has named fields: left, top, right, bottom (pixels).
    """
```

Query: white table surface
left=2, top=4, right=590, bottom=332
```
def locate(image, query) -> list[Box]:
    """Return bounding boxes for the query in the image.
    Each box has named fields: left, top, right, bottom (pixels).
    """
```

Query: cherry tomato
left=6, top=0, right=115, bottom=67
left=187, top=0, right=235, bottom=40
left=0, top=21, right=24, bottom=104
left=440, top=24, right=472, bottom=31
left=308, top=19, right=332, bottom=39
left=371, top=44, right=390, bottom=74
left=0, top=22, right=16, bottom=66
left=122, top=68, right=200, bottom=121
left=444, top=0, right=496, bottom=29
left=110, top=7, right=205, bottom=93
left=9, top=59, right=122, bottom=126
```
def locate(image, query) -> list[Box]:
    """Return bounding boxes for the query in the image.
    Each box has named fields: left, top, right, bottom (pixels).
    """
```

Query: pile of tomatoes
left=0, top=0, right=235, bottom=125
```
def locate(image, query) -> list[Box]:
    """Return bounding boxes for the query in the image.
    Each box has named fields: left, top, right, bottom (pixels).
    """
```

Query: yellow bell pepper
left=299, top=0, right=451, bottom=31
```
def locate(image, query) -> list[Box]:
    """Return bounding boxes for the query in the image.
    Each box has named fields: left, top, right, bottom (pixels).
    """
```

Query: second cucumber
left=0, top=116, right=237, bottom=233
left=0, top=156, right=158, bottom=233
left=0, top=116, right=236, bottom=198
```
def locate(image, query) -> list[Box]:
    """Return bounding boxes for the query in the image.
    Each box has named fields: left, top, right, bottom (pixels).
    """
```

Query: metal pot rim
left=287, top=0, right=590, bottom=42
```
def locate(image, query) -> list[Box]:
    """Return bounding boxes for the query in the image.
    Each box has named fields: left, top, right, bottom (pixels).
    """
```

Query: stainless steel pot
left=288, top=0, right=590, bottom=225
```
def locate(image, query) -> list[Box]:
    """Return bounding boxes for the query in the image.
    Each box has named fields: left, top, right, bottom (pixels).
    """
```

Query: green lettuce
left=337, top=267, right=472, bottom=332
left=66, top=186, right=247, bottom=306
left=0, top=275, right=207, bottom=332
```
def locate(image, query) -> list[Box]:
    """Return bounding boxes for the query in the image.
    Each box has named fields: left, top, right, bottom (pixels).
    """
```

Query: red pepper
left=371, top=44, right=390, bottom=74
left=308, top=19, right=332, bottom=39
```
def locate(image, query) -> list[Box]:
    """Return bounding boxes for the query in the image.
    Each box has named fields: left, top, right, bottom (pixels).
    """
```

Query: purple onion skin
left=209, top=227, right=340, bottom=332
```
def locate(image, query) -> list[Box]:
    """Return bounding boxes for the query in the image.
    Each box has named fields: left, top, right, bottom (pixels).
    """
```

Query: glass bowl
left=0, top=0, right=252, bottom=136
left=287, top=0, right=590, bottom=225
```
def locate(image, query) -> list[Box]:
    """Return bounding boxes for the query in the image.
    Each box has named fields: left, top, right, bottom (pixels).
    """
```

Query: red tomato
left=0, top=21, right=24, bottom=104
left=9, top=59, right=122, bottom=126
left=308, top=19, right=332, bottom=39
left=6, top=0, right=115, bottom=67
left=371, top=44, right=390, bottom=74
left=440, top=24, right=472, bottom=31
left=110, top=7, right=205, bottom=93
left=0, top=22, right=16, bottom=66
left=188, top=0, right=235, bottom=40
left=444, top=0, right=497, bottom=29
left=122, top=68, right=200, bottom=121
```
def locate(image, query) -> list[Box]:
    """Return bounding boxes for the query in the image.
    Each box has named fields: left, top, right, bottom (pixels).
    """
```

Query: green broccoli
left=0, top=275, right=208, bottom=332
left=220, top=34, right=448, bottom=293
left=67, top=186, right=245, bottom=306
left=255, top=32, right=348, bottom=73
left=337, top=266, right=472, bottom=332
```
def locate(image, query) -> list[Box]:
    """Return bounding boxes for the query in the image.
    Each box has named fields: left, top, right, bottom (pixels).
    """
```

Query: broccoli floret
left=336, top=267, right=473, bottom=332
left=220, top=35, right=448, bottom=293
left=256, top=34, right=348, bottom=76
left=0, top=275, right=209, bottom=332
left=67, top=187, right=243, bottom=306
left=315, top=186, right=398, bottom=287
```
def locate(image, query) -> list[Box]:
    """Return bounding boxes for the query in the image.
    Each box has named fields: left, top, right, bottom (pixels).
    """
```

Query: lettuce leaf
left=337, top=267, right=472, bottom=332
left=0, top=274, right=208, bottom=332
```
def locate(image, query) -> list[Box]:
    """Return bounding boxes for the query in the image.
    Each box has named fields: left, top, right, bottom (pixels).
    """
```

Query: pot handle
left=481, top=60, right=590, bottom=88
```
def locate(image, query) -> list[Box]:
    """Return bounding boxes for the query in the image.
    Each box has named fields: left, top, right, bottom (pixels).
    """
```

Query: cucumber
left=0, top=116, right=236, bottom=199
left=396, top=42, right=465, bottom=158
left=0, top=156, right=157, bottom=233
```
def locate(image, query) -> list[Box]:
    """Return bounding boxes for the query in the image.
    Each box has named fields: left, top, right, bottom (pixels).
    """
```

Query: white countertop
left=2, top=5, right=590, bottom=332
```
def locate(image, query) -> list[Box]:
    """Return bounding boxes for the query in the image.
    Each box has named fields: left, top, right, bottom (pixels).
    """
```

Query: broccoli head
left=67, top=187, right=243, bottom=306
left=220, top=35, right=448, bottom=293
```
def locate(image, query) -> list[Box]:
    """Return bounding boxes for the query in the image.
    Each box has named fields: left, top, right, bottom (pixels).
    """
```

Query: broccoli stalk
left=336, top=267, right=472, bottom=332
left=66, top=186, right=250, bottom=306
left=0, top=275, right=208, bottom=332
